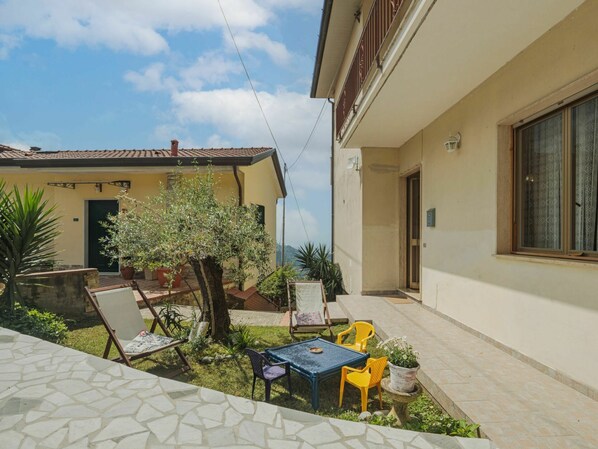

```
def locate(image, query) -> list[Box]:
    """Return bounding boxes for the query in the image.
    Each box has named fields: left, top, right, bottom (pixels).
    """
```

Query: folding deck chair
left=85, top=281, right=191, bottom=376
left=287, top=280, right=334, bottom=340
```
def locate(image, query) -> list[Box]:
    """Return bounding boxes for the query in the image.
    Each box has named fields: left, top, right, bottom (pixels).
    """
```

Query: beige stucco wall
left=333, top=148, right=363, bottom=294
left=332, top=0, right=598, bottom=392
left=240, top=158, right=282, bottom=273
left=0, top=165, right=279, bottom=284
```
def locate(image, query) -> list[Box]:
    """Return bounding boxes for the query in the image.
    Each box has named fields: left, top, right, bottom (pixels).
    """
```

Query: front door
left=88, top=200, right=119, bottom=272
left=406, top=173, right=420, bottom=290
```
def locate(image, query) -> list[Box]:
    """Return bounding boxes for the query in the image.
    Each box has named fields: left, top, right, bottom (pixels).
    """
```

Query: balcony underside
left=340, top=0, right=585, bottom=149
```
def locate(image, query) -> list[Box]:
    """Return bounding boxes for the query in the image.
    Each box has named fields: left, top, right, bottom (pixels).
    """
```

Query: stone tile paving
left=0, top=327, right=495, bottom=449
left=337, top=295, right=598, bottom=449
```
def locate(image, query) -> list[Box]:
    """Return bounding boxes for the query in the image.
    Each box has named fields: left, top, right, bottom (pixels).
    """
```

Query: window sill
left=494, top=253, right=598, bottom=270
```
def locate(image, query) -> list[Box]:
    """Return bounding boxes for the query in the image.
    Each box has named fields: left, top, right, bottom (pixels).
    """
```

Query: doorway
left=406, top=172, right=420, bottom=290
left=87, top=200, right=119, bottom=273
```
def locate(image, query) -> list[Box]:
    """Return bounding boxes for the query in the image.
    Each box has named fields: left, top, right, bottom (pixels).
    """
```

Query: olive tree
left=103, top=170, right=273, bottom=340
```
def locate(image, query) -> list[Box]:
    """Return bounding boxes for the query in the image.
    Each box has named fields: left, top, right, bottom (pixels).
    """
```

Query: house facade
left=312, top=0, right=598, bottom=395
left=0, top=141, right=286, bottom=280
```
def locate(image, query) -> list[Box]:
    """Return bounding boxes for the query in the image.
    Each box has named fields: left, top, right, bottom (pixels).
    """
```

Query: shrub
left=296, top=243, right=345, bottom=300
left=377, top=336, right=419, bottom=368
left=225, top=324, right=254, bottom=353
left=0, top=303, right=68, bottom=343
left=405, top=395, right=479, bottom=437
left=158, top=302, right=186, bottom=335
left=257, top=264, right=299, bottom=306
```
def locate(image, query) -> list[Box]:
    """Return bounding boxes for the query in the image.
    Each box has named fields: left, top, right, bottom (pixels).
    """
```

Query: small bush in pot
left=378, top=336, right=419, bottom=392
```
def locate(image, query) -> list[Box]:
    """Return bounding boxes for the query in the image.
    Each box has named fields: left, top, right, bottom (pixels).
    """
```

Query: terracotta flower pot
left=120, top=266, right=135, bottom=280
left=156, top=268, right=182, bottom=288
left=388, top=361, right=420, bottom=393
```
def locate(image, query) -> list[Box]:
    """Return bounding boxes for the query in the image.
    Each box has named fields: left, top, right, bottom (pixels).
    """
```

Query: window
left=515, top=93, right=598, bottom=258
left=255, top=204, right=265, bottom=227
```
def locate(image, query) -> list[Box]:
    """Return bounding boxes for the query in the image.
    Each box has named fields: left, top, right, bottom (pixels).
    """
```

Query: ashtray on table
left=309, top=347, right=323, bottom=354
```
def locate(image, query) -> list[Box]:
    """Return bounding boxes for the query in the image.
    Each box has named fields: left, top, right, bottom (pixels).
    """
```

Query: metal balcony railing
left=335, top=0, right=406, bottom=140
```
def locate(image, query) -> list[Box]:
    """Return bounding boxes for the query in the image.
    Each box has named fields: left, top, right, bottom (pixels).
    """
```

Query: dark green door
left=88, top=200, right=119, bottom=272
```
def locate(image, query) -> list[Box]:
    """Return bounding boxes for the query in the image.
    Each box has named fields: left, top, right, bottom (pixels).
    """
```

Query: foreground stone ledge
left=0, top=327, right=496, bottom=448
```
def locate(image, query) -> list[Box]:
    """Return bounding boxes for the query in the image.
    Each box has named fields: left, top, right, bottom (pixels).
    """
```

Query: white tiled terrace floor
left=338, top=295, right=598, bottom=449
left=0, top=326, right=495, bottom=449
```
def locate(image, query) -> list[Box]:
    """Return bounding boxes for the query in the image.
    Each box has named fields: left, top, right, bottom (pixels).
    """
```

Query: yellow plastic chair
left=336, top=321, right=375, bottom=353
left=339, top=356, right=388, bottom=412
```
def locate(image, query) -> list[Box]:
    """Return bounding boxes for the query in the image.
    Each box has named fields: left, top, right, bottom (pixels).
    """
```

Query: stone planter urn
left=388, top=362, right=420, bottom=393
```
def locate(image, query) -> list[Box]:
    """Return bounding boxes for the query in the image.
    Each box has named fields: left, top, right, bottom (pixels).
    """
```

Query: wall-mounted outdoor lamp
left=444, top=132, right=461, bottom=153
left=346, top=156, right=360, bottom=172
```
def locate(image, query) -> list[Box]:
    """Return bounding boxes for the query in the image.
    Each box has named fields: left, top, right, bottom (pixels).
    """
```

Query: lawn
left=65, top=319, right=479, bottom=437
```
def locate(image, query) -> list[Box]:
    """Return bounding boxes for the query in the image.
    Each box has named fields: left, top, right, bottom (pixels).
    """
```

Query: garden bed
left=65, top=320, right=479, bottom=437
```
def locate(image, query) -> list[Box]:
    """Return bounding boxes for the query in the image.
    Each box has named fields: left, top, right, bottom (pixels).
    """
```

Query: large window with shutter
left=515, top=92, right=598, bottom=258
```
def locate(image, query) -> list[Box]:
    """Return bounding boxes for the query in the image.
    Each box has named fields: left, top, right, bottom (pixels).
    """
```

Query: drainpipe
left=233, top=165, right=243, bottom=291
left=233, top=165, right=243, bottom=207
left=328, top=98, right=335, bottom=261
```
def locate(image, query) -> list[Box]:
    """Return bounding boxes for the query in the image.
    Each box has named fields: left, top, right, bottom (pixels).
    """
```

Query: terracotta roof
left=0, top=145, right=271, bottom=160
left=0, top=144, right=286, bottom=196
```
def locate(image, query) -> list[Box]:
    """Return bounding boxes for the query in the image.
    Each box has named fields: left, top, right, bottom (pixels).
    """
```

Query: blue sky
left=0, top=0, right=331, bottom=248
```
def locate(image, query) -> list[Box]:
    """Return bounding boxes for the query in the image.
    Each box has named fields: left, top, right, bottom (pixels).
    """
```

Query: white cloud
left=124, top=63, right=178, bottom=92
left=224, top=31, right=291, bottom=65
left=180, top=53, right=241, bottom=90
left=0, top=0, right=274, bottom=55
left=0, top=33, right=19, bottom=59
left=277, top=206, right=319, bottom=247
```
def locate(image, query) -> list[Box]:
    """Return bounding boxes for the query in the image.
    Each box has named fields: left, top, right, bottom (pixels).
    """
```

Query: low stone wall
left=17, top=268, right=99, bottom=318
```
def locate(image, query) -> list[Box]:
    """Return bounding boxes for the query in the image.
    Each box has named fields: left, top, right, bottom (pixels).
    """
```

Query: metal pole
left=281, top=163, right=287, bottom=266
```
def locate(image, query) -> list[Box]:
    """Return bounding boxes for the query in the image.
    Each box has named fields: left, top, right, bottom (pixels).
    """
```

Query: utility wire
left=287, top=99, right=327, bottom=171
left=218, top=0, right=311, bottom=245
left=286, top=169, right=310, bottom=242
left=217, top=0, right=285, bottom=165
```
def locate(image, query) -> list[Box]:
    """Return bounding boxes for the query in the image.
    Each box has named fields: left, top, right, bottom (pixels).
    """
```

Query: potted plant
left=378, top=336, right=419, bottom=392
left=120, top=258, right=135, bottom=280
left=156, top=266, right=183, bottom=288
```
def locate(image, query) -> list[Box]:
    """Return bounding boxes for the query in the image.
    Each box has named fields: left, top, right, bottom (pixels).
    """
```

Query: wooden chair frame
left=85, top=280, right=191, bottom=377
left=287, top=280, right=334, bottom=341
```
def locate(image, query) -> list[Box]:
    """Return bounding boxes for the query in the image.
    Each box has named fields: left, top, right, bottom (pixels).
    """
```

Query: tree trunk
left=189, top=257, right=231, bottom=341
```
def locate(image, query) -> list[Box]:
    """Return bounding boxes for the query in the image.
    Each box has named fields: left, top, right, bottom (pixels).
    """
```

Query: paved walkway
left=0, top=327, right=495, bottom=449
left=140, top=306, right=286, bottom=327
left=338, top=295, right=598, bottom=449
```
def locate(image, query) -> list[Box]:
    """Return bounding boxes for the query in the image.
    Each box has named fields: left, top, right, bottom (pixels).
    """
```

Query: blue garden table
left=265, top=337, right=369, bottom=409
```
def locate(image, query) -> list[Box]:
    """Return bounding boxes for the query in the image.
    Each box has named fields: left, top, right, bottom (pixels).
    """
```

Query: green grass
left=65, top=320, right=478, bottom=437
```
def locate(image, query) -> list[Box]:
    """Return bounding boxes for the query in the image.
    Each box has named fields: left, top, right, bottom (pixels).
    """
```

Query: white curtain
left=573, top=97, right=598, bottom=252
left=520, top=114, right=562, bottom=250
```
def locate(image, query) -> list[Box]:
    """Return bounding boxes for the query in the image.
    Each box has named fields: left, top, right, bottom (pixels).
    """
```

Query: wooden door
left=87, top=200, right=119, bottom=272
left=406, top=173, right=420, bottom=290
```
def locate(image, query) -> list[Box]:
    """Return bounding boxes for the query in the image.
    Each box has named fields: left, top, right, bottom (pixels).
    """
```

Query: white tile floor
left=0, top=327, right=495, bottom=449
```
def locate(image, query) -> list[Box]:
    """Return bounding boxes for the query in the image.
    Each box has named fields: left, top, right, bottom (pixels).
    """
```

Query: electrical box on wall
left=426, top=208, right=436, bottom=227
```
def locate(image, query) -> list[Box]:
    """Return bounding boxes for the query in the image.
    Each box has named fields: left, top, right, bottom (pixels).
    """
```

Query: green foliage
left=102, top=169, right=273, bottom=285
left=257, top=264, right=299, bottom=304
left=296, top=243, right=345, bottom=300
left=0, top=303, right=68, bottom=343
left=377, top=336, right=419, bottom=368
left=405, top=395, right=480, bottom=437
left=189, top=334, right=210, bottom=355
left=158, top=302, right=186, bottom=335
left=0, top=181, right=60, bottom=311
left=225, top=323, right=254, bottom=354
left=369, top=414, right=398, bottom=427
left=102, top=169, right=274, bottom=339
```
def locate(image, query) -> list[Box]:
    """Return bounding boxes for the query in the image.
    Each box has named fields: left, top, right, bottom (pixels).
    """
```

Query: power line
left=288, top=99, right=327, bottom=171
left=217, top=0, right=286, bottom=165
left=286, top=169, right=310, bottom=242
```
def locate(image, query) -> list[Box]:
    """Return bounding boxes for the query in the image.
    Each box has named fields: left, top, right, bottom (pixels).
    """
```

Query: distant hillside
left=276, top=244, right=300, bottom=268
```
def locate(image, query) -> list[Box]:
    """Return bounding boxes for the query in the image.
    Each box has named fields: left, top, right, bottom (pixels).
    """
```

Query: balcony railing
left=336, top=0, right=406, bottom=140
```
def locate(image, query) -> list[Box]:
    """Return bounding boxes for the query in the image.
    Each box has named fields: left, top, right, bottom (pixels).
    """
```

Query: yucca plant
left=0, top=182, right=60, bottom=312
left=296, top=242, right=345, bottom=300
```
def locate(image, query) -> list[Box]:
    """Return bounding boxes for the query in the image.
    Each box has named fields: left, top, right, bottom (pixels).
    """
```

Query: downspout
left=233, top=166, right=243, bottom=290
left=328, top=98, right=335, bottom=262
left=233, top=165, right=243, bottom=206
